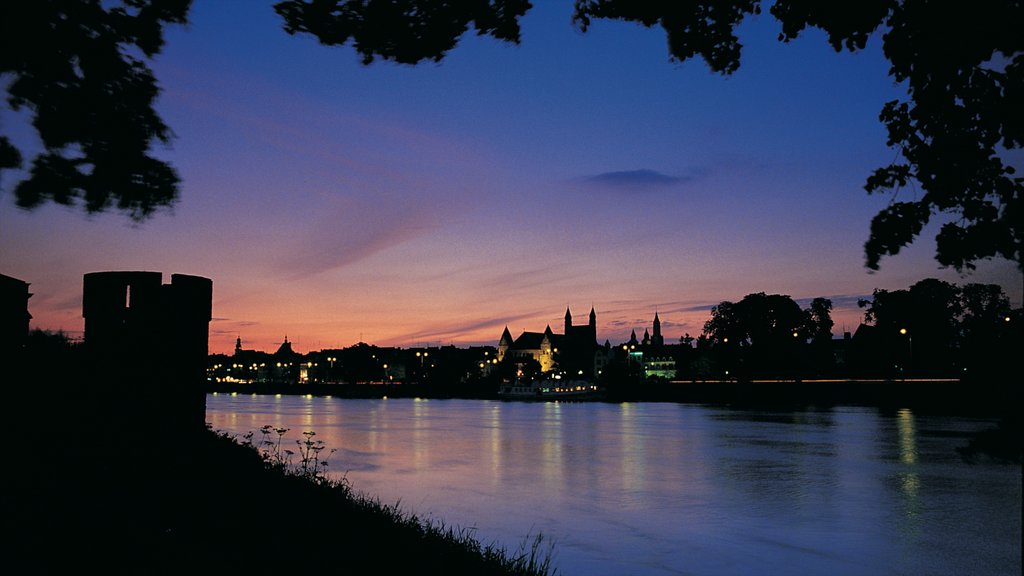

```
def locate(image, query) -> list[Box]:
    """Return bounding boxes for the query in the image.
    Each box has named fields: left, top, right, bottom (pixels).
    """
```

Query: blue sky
left=3, top=2, right=1019, bottom=353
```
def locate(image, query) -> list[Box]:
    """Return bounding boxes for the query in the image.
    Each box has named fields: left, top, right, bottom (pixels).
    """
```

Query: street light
left=900, top=328, right=913, bottom=375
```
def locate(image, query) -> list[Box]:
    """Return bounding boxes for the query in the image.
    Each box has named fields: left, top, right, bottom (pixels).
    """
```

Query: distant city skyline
left=4, top=2, right=1020, bottom=355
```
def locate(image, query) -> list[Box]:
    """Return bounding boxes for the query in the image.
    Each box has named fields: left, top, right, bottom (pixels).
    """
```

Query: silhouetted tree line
left=3, top=1, right=1021, bottom=276
left=700, top=294, right=833, bottom=379
left=18, top=329, right=84, bottom=385
left=665, top=279, right=1019, bottom=381
left=853, top=279, right=1019, bottom=379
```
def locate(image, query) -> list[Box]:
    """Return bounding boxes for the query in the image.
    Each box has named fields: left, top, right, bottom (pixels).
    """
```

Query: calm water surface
left=206, top=395, right=1020, bottom=575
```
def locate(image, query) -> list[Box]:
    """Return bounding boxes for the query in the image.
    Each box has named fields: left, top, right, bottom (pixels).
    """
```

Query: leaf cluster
left=1, top=0, right=190, bottom=219
left=274, top=0, right=532, bottom=65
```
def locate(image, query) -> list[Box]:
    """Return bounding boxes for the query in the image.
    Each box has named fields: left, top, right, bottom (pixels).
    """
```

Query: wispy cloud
left=578, top=167, right=709, bottom=192
left=210, top=319, right=261, bottom=338
left=50, top=293, right=83, bottom=313
left=276, top=197, right=441, bottom=278
left=476, top=264, right=580, bottom=294
left=394, top=311, right=543, bottom=345
left=211, top=319, right=261, bottom=328
left=678, top=302, right=719, bottom=312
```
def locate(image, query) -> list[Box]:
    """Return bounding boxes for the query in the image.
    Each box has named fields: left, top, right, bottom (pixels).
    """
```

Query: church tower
left=565, top=307, right=573, bottom=335
left=652, top=312, right=664, bottom=347
left=497, top=326, right=513, bottom=362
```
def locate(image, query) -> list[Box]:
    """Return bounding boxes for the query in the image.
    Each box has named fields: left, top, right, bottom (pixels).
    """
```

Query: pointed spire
left=500, top=326, right=513, bottom=344
left=275, top=336, right=295, bottom=357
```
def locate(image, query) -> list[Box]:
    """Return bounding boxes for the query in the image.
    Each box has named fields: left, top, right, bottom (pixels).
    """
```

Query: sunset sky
left=3, top=2, right=1020, bottom=355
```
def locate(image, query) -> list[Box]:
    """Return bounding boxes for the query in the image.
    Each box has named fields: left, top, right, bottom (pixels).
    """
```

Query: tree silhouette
left=1, top=1, right=191, bottom=219
left=958, top=282, right=1013, bottom=376
left=859, top=278, right=963, bottom=374
left=804, top=297, right=834, bottom=344
left=4, top=0, right=1020, bottom=277
left=703, top=292, right=808, bottom=377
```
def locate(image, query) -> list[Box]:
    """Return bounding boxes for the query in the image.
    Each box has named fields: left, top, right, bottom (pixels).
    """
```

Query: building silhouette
left=83, top=271, right=212, bottom=436
left=0, top=273, right=32, bottom=353
left=620, top=312, right=681, bottom=380
left=497, top=307, right=602, bottom=377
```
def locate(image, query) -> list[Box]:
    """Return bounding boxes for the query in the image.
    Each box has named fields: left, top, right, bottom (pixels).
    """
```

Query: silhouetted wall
left=83, top=271, right=212, bottom=438
left=1, top=273, right=32, bottom=353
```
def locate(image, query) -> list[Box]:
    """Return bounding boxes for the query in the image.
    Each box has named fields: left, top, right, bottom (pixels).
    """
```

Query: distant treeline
left=674, top=278, right=1020, bottom=381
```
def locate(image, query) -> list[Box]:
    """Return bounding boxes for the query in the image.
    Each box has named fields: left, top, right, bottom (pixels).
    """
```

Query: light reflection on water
left=206, top=395, right=1021, bottom=576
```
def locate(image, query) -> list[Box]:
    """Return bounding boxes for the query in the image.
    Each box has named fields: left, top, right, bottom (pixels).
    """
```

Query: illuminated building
left=497, top=307, right=601, bottom=377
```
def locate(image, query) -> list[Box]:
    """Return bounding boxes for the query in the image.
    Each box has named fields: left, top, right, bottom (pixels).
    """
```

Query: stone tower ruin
left=83, top=271, right=212, bottom=436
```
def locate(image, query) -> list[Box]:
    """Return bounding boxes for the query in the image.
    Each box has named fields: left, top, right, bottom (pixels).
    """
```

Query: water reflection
left=366, top=400, right=382, bottom=454
left=897, top=409, right=918, bottom=465
left=300, top=394, right=315, bottom=430
left=541, top=402, right=563, bottom=488
left=412, top=397, right=430, bottom=469
left=206, top=396, right=1020, bottom=576
left=618, top=403, right=638, bottom=498
left=487, top=404, right=501, bottom=482
left=895, top=408, right=921, bottom=531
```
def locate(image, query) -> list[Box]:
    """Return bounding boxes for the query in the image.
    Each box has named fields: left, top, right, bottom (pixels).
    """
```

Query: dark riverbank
left=10, top=342, right=554, bottom=575
left=12, top=416, right=555, bottom=575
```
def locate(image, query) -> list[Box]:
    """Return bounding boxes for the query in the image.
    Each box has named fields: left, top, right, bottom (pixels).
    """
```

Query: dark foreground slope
left=10, top=422, right=553, bottom=575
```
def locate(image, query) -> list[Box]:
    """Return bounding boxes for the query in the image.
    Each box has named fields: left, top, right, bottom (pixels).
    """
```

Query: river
left=206, top=394, right=1020, bottom=575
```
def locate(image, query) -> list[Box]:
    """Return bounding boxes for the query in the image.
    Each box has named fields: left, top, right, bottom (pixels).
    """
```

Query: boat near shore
left=498, top=378, right=601, bottom=400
